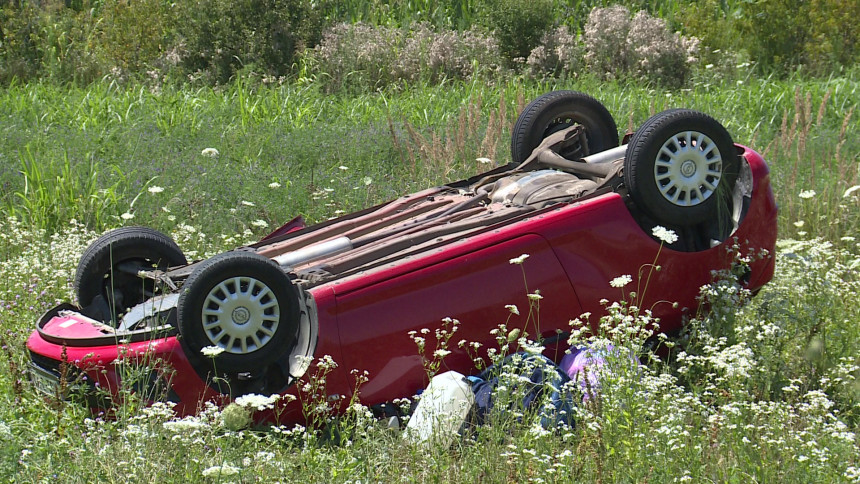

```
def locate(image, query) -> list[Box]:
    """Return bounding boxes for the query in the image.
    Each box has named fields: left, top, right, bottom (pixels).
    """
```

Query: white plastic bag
left=404, top=370, right=475, bottom=447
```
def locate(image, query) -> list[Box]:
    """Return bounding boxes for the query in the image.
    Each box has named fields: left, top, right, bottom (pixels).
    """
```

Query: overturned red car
left=27, top=91, right=777, bottom=423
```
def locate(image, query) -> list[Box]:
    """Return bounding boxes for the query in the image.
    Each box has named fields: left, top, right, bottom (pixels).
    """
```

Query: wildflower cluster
left=0, top=218, right=96, bottom=320
left=409, top=317, right=459, bottom=378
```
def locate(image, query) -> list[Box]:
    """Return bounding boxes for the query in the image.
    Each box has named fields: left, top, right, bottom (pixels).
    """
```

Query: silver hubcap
left=201, top=276, right=280, bottom=355
left=654, top=130, right=723, bottom=207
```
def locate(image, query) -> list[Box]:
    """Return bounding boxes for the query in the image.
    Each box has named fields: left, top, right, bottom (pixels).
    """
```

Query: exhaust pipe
left=274, top=236, right=353, bottom=267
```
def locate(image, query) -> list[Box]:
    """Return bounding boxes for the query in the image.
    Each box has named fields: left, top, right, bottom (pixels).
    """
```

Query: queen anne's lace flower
left=234, top=393, right=280, bottom=411
left=652, top=225, right=679, bottom=244
left=509, top=254, right=530, bottom=265
left=200, top=346, right=225, bottom=357
left=610, top=275, right=633, bottom=288
left=201, top=464, right=240, bottom=477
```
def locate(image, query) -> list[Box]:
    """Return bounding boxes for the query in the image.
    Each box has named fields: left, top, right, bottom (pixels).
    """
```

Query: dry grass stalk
left=388, top=93, right=512, bottom=179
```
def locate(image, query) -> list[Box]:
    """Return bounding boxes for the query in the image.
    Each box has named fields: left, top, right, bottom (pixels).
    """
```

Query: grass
left=1, top=74, right=857, bottom=239
left=0, top=74, right=858, bottom=482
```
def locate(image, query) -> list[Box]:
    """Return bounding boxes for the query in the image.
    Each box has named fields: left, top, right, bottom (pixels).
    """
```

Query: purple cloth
left=560, top=345, right=639, bottom=400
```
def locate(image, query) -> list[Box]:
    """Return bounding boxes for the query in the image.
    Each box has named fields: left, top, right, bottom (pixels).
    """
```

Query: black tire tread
left=75, top=226, right=187, bottom=308
left=511, top=90, right=619, bottom=164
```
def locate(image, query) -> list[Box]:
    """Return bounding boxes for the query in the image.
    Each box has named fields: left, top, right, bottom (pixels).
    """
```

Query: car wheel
left=177, top=251, right=300, bottom=375
left=624, top=109, right=740, bottom=227
left=75, top=227, right=187, bottom=321
left=511, top=90, right=619, bottom=164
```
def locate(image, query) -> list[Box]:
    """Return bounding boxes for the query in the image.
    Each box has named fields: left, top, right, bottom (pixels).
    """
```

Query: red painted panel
left=333, top=234, right=581, bottom=406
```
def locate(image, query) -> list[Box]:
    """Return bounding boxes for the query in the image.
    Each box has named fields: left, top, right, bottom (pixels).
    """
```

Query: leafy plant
left=477, top=0, right=554, bottom=66
left=173, top=0, right=323, bottom=84
left=7, top=147, right=125, bottom=233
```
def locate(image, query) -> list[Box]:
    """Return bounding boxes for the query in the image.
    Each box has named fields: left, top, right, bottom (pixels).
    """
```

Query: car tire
left=177, top=251, right=300, bottom=375
left=511, top=90, right=619, bottom=164
left=624, top=109, right=740, bottom=227
left=75, top=227, right=187, bottom=321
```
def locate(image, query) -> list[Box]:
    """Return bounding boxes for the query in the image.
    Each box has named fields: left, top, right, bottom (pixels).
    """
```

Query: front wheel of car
left=177, top=251, right=300, bottom=375
left=511, top=90, right=619, bottom=164
left=624, top=109, right=740, bottom=227
left=75, top=227, right=187, bottom=323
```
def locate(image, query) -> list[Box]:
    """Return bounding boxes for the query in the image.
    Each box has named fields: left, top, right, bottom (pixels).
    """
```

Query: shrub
left=477, top=0, right=554, bottom=66
left=94, top=0, right=176, bottom=78
left=583, top=5, right=632, bottom=79
left=584, top=6, right=697, bottom=88
left=801, top=0, right=860, bottom=74
left=0, top=1, right=104, bottom=84
left=627, top=11, right=698, bottom=89
left=399, top=23, right=502, bottom=84
left=309, top=22, right=501, bottom=93
left=173, top=0, right=323, bottom=84
left=690, top=0, right=860, bottom=76
left=676, top=0, right=752, bottom=81
left=309, top=22, right=404, bottom=92
left=526, top=26, right=584, bottom=79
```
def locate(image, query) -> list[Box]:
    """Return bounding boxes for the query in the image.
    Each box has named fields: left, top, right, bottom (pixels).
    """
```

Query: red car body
left=27, top=142, right=777, bottom=424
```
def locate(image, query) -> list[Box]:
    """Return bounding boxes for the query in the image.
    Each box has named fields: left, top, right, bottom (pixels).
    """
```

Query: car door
left=331, top=233, right=582, bottom=407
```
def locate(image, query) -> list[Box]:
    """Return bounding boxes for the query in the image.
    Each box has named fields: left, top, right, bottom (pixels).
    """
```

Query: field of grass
left=0, top=74, right=858, bottom=482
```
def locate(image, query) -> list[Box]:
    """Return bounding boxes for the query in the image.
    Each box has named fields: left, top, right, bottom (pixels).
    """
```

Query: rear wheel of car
left=624, top=109, right=740, bottom=227
left=75, top=227, right=187, bottom=322
left=511, top=90, right=619, bottom=164
left=177, top=251, right=300, bottom=375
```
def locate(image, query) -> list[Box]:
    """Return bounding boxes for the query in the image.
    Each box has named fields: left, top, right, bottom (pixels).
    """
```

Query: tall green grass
left=1, top=75, right=857, bottom=240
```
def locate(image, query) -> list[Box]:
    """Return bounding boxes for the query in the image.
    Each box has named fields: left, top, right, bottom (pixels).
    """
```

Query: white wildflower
left=201, top=464, right=240, bottom=477
left=509, top=254, right=530, bottom=265
left=476, top=157, right=492, bottom=164
left=201, top=148, right=220, bottom=157
left=505, top=304, right=520, bottom=315
left=652, top=225, right=679, bottom=244
left=121, top=212, right=134, bottom=220
left=363, top=176, right=373, bottom=186
left=148, top=186, right=164, bottom=194
left=527, top=291, right=543, bottom=301
left=163, top=418, right=207, bottom=433
left=799, top=189, right=816, bottom=199
left=433, top=349, right=451, bottom=359
left=610, top=275, right=633, bottom=288
left=338, top=165, right=349, bottom=170
left=793, top=220, right=805, bottom=228
left=251, top=219, right=268, bottom=228
left=201, top=346, right=225, bottom=357
left=317, top=354, right=338, bottom=370
left=268, top=182, right=281, bottom=189
left=241, top=200, right=255, bottom=207
left=234, top=393, right=280, bottom=411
